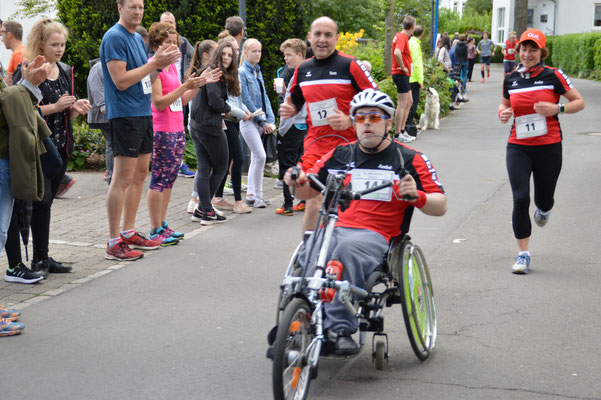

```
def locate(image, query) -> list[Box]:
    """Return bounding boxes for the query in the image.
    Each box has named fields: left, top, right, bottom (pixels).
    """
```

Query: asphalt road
left=3, top=67, right=601, bottom=400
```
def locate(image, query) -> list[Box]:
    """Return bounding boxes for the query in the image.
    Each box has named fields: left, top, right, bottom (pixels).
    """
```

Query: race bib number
left=308, top=98, right=337, bottom=127
left=508, top=48, right=516, bottom=54
left=141, top=75, right=152, bottom=95
left=170, top=97, right=183, bottom=112
left=351, top=169, right=394, bottom=202
left=515, top=113, right=547, bottom=139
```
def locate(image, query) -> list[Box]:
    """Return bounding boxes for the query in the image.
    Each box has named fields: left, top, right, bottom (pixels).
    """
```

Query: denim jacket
left=225, top=90, right=249, bottom=123
left=238, top=60, right=275, bottom=126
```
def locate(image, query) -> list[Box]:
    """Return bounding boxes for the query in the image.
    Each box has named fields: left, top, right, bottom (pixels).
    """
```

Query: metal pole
left=431, top=0, right=439, bottom=55
left=239, top=0, right=246, bottom=24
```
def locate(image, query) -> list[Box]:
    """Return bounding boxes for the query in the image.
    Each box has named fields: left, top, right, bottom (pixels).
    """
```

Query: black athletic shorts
left=481, top=56, right=492, bottom=65
left=392, top=74, right=411, bottom=93
left=110, top=116, right=153, bottom=157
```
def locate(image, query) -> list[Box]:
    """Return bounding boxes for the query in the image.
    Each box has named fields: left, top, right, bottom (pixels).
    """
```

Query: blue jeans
left=460, top=61, right=469, bottom=89
left=0, top=158, right=14, bottom=256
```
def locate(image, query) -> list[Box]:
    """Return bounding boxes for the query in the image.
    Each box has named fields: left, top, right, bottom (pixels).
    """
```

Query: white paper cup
left=275, top=78, right=284, bottom=94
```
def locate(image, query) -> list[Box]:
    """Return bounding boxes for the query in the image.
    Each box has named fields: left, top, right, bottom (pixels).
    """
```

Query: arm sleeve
left=226, top=94, right=247, bottom=120
left=410, top=152, right=445, bottom=195
left=88, top=64, right=105, bottom=108
left=239, top=71, right=259, bottom=112
left=206, top=82, right=231, bottom=114
left=553, top=68, right=574, bottom=94
left=288, top=67, right=306, bottom=113
left=103, top=32, right=128, bottom=63
left=350, top=58, right=378, bottom=91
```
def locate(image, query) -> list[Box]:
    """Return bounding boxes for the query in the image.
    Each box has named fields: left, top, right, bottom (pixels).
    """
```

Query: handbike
left=268, top=168, right=437, bottom=400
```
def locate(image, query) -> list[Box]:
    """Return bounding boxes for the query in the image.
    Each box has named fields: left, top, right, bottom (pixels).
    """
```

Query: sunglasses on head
left=354, top=112, right=390, bottom=124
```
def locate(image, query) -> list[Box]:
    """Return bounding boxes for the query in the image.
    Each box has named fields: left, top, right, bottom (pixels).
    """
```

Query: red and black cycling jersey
left=503, top=63, right=573, bottom=146
left=307, top=140, right=445, bottom=241
left=288, top=50, right=377, bottom=158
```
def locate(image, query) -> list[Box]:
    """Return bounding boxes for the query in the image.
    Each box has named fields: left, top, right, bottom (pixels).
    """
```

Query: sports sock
left=108, top=237, right=121, bottom=247
left=120, top=229, right=135, bottom=238
left=481, top=70, right=485, bottom=78
left=518, top=251, right=530, bottom=257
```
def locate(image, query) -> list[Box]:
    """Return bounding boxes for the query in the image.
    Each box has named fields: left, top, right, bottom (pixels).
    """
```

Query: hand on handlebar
left=394, top=174, right=419, bottom=201
left=284, top=166, right=305, bottom=187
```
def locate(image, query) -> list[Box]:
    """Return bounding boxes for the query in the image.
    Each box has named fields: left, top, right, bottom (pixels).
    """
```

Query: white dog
left=418, top=87, right=440, bottom=131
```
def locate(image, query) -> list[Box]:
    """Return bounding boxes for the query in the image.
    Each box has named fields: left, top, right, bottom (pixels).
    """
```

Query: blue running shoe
left=0, top=306, right=22, bottom=322
left=0, top=318, right=24, bottom=336
left=179, top=163, right=195, bottom=178
left=150, top=227, right=180, bottom=246
left=512, top=254, right=531, bottom=275
left=534, top=208, right=550, bottom=227
left=162, top=222, right=184, bottom=239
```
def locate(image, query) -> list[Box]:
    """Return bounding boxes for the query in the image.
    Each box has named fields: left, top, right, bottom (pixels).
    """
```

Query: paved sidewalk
left=0, top=171, right=285, bottom=307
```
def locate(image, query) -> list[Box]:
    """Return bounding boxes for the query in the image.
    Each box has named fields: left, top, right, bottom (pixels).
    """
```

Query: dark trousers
left=406, top=82, right=421, bottom=130
left=467, top=58, right=475, bottom=81
left=215, top=121, right=244, bottom=202
left=5, top=203, right=22, bottom=267
left=30, top=154, right=68, bottom=263
left=277, top=126, right=306, bottom=206
left=506, top=143, right=562, bottom=239
left=191, top=128, right=229, bottom=213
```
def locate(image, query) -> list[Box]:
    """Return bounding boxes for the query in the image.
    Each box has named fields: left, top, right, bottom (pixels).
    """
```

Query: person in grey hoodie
left=87, top=58, right=113, bottom=184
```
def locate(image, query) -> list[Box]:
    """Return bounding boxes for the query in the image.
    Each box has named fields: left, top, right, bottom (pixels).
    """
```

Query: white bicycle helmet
left=349, top=89, right=396, bottom=120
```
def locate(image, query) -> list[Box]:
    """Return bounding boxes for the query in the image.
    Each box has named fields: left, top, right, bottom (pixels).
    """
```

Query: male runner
left=391, top=16, right=416, bottom=142
left=280, top=16, right=377, bottom=234
left=101, top=0, right=180, bottom=260
left=284, top=89, right=447, bottom=354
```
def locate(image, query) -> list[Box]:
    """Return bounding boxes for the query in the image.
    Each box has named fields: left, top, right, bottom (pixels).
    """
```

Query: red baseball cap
left=518, top=29, right=546, bottom=48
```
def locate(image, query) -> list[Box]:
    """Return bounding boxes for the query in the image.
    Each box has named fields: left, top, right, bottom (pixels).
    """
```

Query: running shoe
left=241, top=180, right=248, bottom=192
left=293, top=202, right=306, bottom=212
left=396, top=132, right=416, bottom=143
left=253, top=198, right=268, bottom=208
left=0, top=306, right=22, bottom=322
left=0, top=318, right=24, bottom=337
left=105, top=241, right=144, bottom=261
left=191, top=207, right=203, bottom=222
left=274, top=180, right=284, bottom=189
left=201, top=210, right=227, bottom=225
left=179, top=163, right=196, bottom=178
left=276, top=204, right=294, bottom=216
left=162, top=222, right=184, bottom=239
left=212, top=198, right=235, bottom=211
left=534, top=209, right=551, bottom=227
left=245, top=198, right=255, bottom=207
left=187, top=199, right=199, bottom=214
left=121, top=232, right=161, bottom=250
left=150, top=227, right=180, bottom=246
left=233, top=201, right=252, bottom=214
left=55, top=175, right=75, bottom=198
left=5, top=263, right=43, bottom=284
left=223, top=181, right=234, bottom=195
left=512, top=254, right=531, bottom=275
left=481, top=78, right=485, bottom=83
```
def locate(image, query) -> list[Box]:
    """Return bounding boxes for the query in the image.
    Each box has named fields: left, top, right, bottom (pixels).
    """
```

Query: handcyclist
left=284, top=89, right=447, bottom=355
left=280, top=16, right=377, bottom=235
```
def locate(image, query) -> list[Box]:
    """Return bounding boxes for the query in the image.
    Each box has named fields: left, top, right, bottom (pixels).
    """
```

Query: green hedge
left=546, top=32, right=601, bottom=80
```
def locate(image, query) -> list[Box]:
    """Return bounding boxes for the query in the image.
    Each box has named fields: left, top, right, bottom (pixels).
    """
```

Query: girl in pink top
left=146, top=22, right=218, bottom=244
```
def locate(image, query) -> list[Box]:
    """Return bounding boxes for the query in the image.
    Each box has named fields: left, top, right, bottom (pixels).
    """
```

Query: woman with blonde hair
left=238, top=38, right=275, bottom=208
left=14, top=19, right=91, bottom=277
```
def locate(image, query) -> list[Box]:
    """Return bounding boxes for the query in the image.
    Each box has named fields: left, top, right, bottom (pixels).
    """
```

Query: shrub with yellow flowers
left=336, top=29, right=364, bottom=54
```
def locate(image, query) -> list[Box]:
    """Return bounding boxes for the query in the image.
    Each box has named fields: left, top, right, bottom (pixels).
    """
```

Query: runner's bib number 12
left=170, top=97, right=183, bottom=112
left=308, top=98, right=337, bottom=127
left=515, top=113, right=547, bottom=139
left=351, top=169, right=394, bottom=202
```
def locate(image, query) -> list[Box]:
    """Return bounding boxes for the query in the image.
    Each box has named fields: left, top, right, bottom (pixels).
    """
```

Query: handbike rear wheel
left=272, top=298, right=314, bottom=400
left=399, top=242, right=437, bottom=361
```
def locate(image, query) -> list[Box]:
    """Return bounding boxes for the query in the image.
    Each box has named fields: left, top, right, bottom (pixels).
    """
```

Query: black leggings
left=30, top=154, right=68, bottom=262
left=506, top=143, right=562, bottom=239
left=191, top=128, right=229, bottom=213
left=215, top=121, right=244, bottom=202
left=5, top=203, right=22, bottom=267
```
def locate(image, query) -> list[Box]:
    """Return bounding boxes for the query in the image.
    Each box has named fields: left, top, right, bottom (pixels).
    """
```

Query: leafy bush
left=183, top=138, right=197, bottom=169
left=67, top=119, right=106, bottom=171
left=438, top=8, right=491, bottom=35
left=345, top=40, right=387, bottom=82
left=546, top=32, right=601, bottom=79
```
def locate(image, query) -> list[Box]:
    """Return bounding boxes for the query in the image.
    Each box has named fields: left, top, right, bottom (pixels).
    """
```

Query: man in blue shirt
left=101, top=0, right=180, bottom=261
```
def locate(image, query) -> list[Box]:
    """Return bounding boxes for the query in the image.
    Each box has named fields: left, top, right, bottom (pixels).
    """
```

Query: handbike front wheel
left=399, top=243, right=437, bottom=361
left=272, top=298, right=314, bottom=400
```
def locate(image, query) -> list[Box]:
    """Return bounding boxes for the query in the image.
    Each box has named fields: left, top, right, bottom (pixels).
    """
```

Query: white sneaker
left=253, top=198, right=267, bottom=208
left=187, top=199, right=198, bottom=214
left=397, top=132, right=416, bottom=143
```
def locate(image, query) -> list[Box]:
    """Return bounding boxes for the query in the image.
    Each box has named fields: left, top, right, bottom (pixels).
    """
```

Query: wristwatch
left=558, top=103, right=566, bottom=114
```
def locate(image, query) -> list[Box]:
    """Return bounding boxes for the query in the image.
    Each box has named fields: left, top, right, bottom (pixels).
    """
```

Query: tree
left=310, top=0, right=384, bottom=39
left=465, top=0, right=492, bottom=15
left=11, top=0, right=56, bottom=18
left=513, top=0, right=528, bottom=36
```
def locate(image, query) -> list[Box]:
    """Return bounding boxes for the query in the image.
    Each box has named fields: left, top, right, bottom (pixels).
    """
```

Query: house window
left=540, top=14, right=548, bottom=23
left=498, top=7, right=505, bottom=27
left=528, top=9, right=534, bottom=26
left=595, top=5, right=601, bottom=27
left=454, top=2, right=458, bottom=12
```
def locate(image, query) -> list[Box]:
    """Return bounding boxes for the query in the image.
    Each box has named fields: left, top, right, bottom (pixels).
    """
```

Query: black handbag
left=262, top=132, right=278, bottom=163
left=40, top=136, right=63, bottom=180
